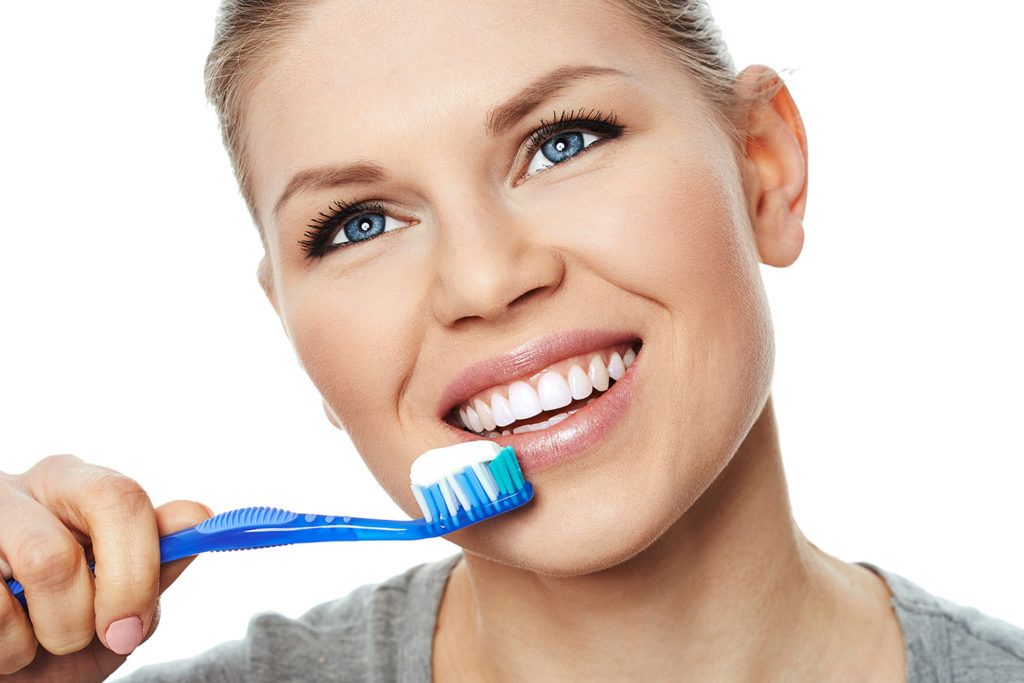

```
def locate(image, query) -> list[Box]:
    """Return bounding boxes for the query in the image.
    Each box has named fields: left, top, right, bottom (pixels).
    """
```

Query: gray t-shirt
left=122, top=556, right=1024, bottom=682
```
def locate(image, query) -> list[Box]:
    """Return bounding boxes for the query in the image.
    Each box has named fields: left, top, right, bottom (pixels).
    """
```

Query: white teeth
left=567, top=364, right=593, bottom=401
left=588, top=354, right=610, bottom=391
left=465, top=405, right=484, bottom=432
left=508, top=381, right=542, bottom=420
left=474, top=399, right=496, bottom=431
left=456, top=344, right=639, bottom=434
left=608, top=352, right=625, bottom=381
left=491, top=393, right=515, bottom=427
left=537, top=371, right=572, bottom=411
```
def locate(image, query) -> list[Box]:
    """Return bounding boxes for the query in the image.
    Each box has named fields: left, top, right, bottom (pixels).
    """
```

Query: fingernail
left=105, top=616, right=144, bottom=655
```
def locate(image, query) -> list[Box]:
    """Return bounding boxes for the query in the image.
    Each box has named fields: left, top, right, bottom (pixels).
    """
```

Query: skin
left=0, top=1, right=905, bottom=680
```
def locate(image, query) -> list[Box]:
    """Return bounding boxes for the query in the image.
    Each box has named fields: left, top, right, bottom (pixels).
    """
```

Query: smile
left=447, top=342, right=639, bottom=437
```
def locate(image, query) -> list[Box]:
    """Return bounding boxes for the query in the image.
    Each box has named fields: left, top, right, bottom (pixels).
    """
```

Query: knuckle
left=31, top=453, right=83, bottom=476
left=101, top=555, right=160, bottom=602
left=88, top=472, right=152, bottom=518
left=12, top=532, right=84, bottom=591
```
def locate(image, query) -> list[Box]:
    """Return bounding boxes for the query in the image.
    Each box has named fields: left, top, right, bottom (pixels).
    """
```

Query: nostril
left=509, top=285, right=549, bottom=308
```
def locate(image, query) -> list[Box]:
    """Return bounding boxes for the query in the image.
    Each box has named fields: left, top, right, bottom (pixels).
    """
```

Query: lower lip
left=447, top=354, right=640, bottom=473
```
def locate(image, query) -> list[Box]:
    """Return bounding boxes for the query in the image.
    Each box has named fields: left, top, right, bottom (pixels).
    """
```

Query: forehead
left=244, top=0, right=678, bottom=225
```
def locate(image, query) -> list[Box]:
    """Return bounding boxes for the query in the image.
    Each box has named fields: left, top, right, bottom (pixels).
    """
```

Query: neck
left=433, top=398, right=904, bottom=681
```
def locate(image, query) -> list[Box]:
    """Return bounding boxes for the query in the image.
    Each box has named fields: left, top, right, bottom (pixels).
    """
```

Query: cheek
left=561, top=148, right=765, bottom=316
left=278, top=270, right=428, bottom=492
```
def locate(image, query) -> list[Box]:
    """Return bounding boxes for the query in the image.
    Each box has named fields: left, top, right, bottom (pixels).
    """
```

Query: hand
left=0, top=455, right=211, bottom=681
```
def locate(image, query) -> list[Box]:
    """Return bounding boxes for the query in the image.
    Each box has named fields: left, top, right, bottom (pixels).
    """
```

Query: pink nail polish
left=105, top=616, right=144, bottom=655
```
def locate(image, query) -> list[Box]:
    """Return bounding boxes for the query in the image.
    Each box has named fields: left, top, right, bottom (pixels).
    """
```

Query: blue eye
left=526, top=131, right=599, bottom=176
left=330, top=211, right=412, bottom=248
left=340, top=213, right=386, bottom=243
left=301, top=201, right=414, bottom=259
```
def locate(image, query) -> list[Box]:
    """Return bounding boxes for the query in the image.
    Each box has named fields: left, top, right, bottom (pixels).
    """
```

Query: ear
left=737, top=65, right=808, bottom=268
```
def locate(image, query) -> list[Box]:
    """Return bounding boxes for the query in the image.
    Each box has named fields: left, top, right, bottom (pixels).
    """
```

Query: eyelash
left=522, top=108, right=623, bottom=174
left=299, top=199, right=390, bottom=259
left=299, top=109, right=625, bottom=259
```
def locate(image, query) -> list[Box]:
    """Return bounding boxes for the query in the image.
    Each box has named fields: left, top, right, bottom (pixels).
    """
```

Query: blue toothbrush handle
left=159, top=506, right=434, bottom=561
left=5, top=506, right=434, bottom=609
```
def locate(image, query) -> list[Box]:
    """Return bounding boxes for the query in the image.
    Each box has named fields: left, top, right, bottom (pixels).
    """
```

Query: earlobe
left=257, top=256, right=280, bottom=313
left=322, top=398, right=345, bottom=431
left=738, top=65, right=808, bottom=268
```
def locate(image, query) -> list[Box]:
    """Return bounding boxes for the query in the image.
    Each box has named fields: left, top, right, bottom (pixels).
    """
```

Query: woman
left=2, top=1, right=1022, bottom=680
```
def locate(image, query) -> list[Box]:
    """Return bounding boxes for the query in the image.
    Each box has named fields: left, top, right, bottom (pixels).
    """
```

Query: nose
left=429, top=198, right=565, bottom=328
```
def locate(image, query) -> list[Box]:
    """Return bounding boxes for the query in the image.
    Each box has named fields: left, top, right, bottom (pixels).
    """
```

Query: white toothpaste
left=410, top=441, right=502, bottom=488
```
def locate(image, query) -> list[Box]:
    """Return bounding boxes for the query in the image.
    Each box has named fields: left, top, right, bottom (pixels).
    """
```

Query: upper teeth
left=455, top=345, right=636, bottom=435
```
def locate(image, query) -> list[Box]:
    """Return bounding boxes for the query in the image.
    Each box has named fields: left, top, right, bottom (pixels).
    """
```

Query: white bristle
left=472, top=462, right=499, bottom=501
left=411, top=485, right=432, bottom=523
left=447, top=473, right=472, bottom=511
left=438, top=480, right=459, bottom=516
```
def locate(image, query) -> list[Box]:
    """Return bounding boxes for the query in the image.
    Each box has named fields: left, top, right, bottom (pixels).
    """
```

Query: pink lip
left=439, top=329, right=641, bottom=473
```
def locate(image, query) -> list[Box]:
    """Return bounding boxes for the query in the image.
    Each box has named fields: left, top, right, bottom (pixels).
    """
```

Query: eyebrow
left=274, top=162, right=388, bottom=219
left=485, top=65, right=627, bottom=137
left=274, top=65, right=625, bottom=219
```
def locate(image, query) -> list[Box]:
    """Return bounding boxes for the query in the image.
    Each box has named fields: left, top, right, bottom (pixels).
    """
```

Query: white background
left=1, top=1, right=1021, bottom=676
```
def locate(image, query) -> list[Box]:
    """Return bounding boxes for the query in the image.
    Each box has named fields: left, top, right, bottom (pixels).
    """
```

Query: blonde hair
left=205, top=0, right=740, bottom=233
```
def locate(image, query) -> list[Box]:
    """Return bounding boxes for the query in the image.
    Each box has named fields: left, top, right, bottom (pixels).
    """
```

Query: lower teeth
left=485, top=405, right=581, bottom=438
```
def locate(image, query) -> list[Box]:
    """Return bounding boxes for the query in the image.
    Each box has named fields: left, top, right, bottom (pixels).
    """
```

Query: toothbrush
left=6, top=441, right=532, bottom=609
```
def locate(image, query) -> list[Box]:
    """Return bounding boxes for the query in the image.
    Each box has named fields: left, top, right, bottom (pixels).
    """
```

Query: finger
left=0, top=553, right=12, bottom=581
left=132, top=500, right=214, bottom=649
left=154, top=500, right=214, bottom=592
left=0, top=486, right=96, bottom=656
left=0, top=575, right=37, bottom=675
left=24, top=456, right=160, bottom=657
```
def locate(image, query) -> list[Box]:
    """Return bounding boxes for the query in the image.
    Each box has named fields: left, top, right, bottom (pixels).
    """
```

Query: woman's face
left=246, top=0, right=774, bottom=574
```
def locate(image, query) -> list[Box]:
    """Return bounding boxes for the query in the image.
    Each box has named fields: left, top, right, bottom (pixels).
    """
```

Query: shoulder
left=864, top=564, right=1024, bottom=683
left=121, top=555, right=459, bottom=683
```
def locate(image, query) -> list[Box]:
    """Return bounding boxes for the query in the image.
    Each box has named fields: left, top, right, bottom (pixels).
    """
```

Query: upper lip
left=437, top=329, right=640, bottom=418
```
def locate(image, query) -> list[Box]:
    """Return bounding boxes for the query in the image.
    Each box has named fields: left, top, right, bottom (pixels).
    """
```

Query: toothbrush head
left=409, top=442, right=533, bottom=534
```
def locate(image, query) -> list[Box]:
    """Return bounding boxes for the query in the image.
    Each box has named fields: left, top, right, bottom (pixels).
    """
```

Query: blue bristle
left=503, top=447, right=525, bottom=488
left=459, top=468, right=490, bottom=507
left=489, top=452, right=514, bottom=495
left=425, top=483, right=448, bottom=522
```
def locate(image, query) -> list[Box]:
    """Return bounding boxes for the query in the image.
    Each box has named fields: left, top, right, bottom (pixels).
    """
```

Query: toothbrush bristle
left=412, top=445, right=532, bottom=531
